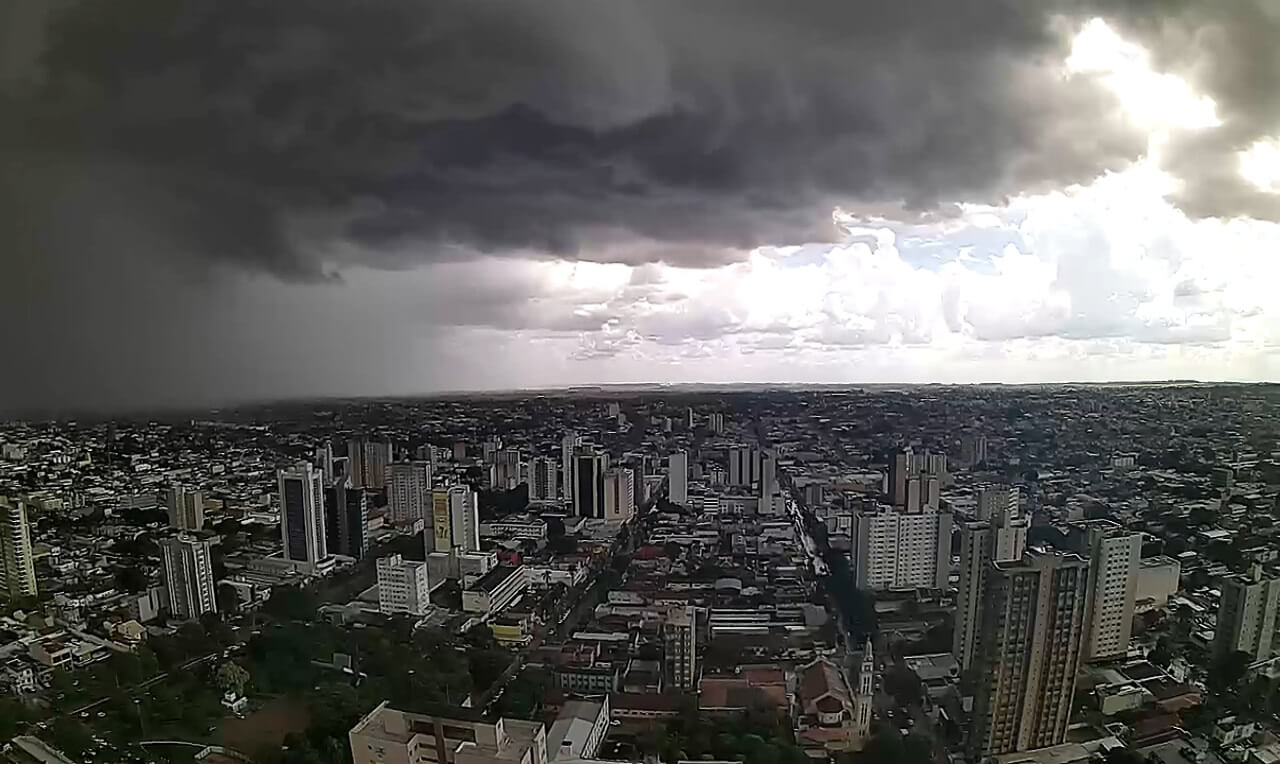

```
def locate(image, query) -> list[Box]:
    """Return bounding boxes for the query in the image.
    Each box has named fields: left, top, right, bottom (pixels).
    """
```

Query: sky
left=3, top=0, right=1280, bottom=413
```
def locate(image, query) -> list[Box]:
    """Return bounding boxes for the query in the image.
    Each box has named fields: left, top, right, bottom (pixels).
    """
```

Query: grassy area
left=217, top=695, right=312, bottom=757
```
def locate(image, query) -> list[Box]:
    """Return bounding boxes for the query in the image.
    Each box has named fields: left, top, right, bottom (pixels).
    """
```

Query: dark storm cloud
left=2, top=0, right=1152, bottom=279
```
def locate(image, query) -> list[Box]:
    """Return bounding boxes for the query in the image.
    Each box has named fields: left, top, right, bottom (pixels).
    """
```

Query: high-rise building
left=573, top=449, right=607, bottom=519
left=376, top=554, right=432, bottom=616
left=530, top=457, right=558, bottom=501
left=561, top=433, right=581, bottom=502
left=663, top=605, right=697, bottom=691
left=324, top=481, right=369, bottom=560
left=1069, top=520, right=1141, bottom=661
left=346, top=438, right=391, bottom=490
left=708, top=412, right=725, bottom=435
left=164, top=485, right=205, bottom=532
left=978, top=485, right=1020, bottom=522
left=668, top=451, right=688, bottom=505
left=727, top=446, right=759, bottom=488
left=851, top=504, right=953, bottom=590
left=953, top=507, right=1029, bottom=672
left=0, top=496, right=38, bottom=601
left=428, top=485, right=480, bottom=554
left=387, top=461, right=432, bottom=524
left=760, top=450, right=777, bottom=499
left=492, top=449, right=521, bottom=491
left=278, top=462, right=328, bottom=573
left=890, top=448, right=911, bottom=507
left=961, top=433, right=989, bottom=467
left=968, top=549, right=1089, bottom=758
left=604, top=468, right=635, bottom=521
left=314, top=443, right=335, bottom=483
left=1215, top=566, right=1280, bottom=662
left=160, top=534, right=217, bottom=620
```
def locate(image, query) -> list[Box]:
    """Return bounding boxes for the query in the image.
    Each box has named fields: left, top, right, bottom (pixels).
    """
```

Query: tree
left=1210, top=650, right=1253, bottom=694
left=545, top=516, right=566, bottom=538
left=884, top=664, right=923, bottom=707
left=215, top=661, right=251, bottom=696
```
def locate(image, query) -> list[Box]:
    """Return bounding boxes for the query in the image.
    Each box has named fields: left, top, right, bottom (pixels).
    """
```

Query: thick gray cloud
left=1, top=0, right=1151, bottom=277
left=2, top=0, right=1277, bottom=413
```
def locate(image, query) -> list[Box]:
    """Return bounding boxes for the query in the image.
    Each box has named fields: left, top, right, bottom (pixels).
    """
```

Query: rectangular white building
left=851, top=505, right=952, bottom=590
left=387, top=461, right=432, bottom=524
left=376, top=554, right=432, bottom=616
left=604, top=468, right=635, bottom=521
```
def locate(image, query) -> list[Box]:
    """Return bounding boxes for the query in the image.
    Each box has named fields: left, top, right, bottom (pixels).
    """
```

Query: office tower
left=850, top=504, right=953, bottom=590
left=686, top=408, right=695, bottom=429
left=759, top=450, right=777, bottom=499
left=314, top=443, right=335, bottom=483
left=561, top=433, right=581, bottom=501
left=663, top=605, right=698, bottom=691
left=968, top=549, right=1090, bottom=758
left=953, top=510, right=1029, bottom=672
left=346, top=438, right=391, bottom=490
left=160, top=534, right=217, bottom=620
left=376, top=554, right=432, bottom=616
left=708, top=412, right=724, bottom=435
left=668, top=451, right=688, bottom=505
left=1214, top=566, right=1280, bottom=662
left=387, top=461, right=432, bottom=524
left=573, top=450, right=607, bottom=519
left=324, top=481, right=369, bottom=560
left=530, top=457, right=558, bottom=501
left=1069, top=520, right=1141, bottom=661
left=604, top=468, right=636, bottom=521
left=492, top=449, right=521, bottom=491
left=164, top=485, right=205, bottom=532
left=482, top=436, right=502, bottom=464
left=727, top=446, right=759, bottom=488
left=278, top=462, right=328, bottom=572
left=0, top=497, right=38, bottom=601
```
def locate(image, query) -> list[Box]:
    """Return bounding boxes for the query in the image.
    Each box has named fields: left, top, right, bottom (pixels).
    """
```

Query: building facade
left=663, top=605, right=698, bottom=691
left=1215, top=567, right=1280, bottom=662
left=968, top=549, right=1090, bottom=758
left=278, top=462, right=328, bottom=573
left=349, top=702, right=547, bottom=764
left=954, top=491, right=1028, bottom=672
left=325, top=482, right=369, bottom=560
left=529, top=457, right=558, bottom=502
left=164, top=485, right=205, bottom=532
left=668, top=451, right=688, bottom=506
left=851, top=505, right=952, bottom=590
left=388, top=461, right=432, bottom=524
left=160, top=534, right=217, bottom=620
left=347, top=439, right=392, bottom=490
left=0, top=496, right=37, bottom=601
left=377, top=554, right=432, bottom=616
left=1070, top=520, right=1141, bottom=661
left=572, top=450, right=606, bottom=519
left=604, top=468, right=635, bottom=521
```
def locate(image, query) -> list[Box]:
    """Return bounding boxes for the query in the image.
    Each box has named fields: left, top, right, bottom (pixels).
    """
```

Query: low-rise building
left=463, top=565, right=529, bottom=619
left=348, top=701, right=547, bottom=764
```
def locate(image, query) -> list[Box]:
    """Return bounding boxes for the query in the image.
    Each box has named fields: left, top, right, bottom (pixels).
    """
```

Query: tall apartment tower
left=664, top=605, right=698, bottom=691
left=346, top=439, right=391, bottom=490
left=708, top=412, right=725, bottom=435
left=890, top=449, right=911, bottom=507
left=573, top=449, right=607, bottom=519
left=324, top=481, right=369, bottom=560
left=851, top=504, right=953, bottom=590
left=1215, top=566, right=1280, bottom=662
left=978, top=485, right=1020, bottom=522
left=759, top=450, right=778, bottom=499
left=492, top=449, right=521, bottom=491
left=968, top=549, right=1090, bottom=759
left=1069, top=520, right=1141, bottom=661
left=954, top=491, right=1029, bottom=672
left=604, top=468, right=636, bottom=521
left=668, top=451, right=688, bottom=506
left=164, top=485, right=205, bottom=532
left=0, top=496, right=38, bottom=601
left=560, top=433, right=581, bottom=502
left=727, top=446, right=760, bottom=488
left=530, top=457, right=558, bottom=501
left=278, top=462, right=328, bottom=573
left=160, top=534, right=217, bottom=620
left=387, top=461, right=432, bottom=524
